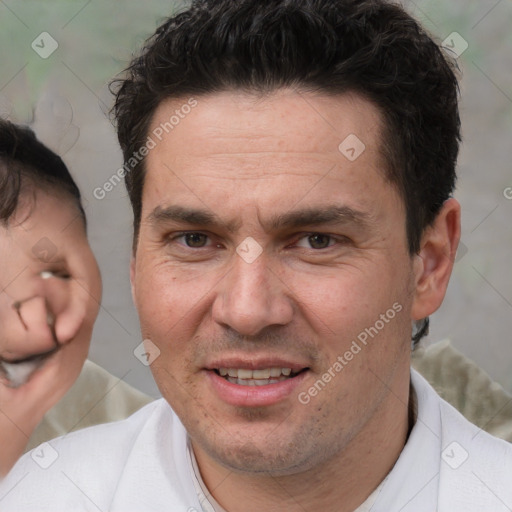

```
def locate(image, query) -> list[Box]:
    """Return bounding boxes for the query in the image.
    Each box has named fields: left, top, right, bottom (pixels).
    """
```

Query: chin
left=192, top=422, right=325, bottom=476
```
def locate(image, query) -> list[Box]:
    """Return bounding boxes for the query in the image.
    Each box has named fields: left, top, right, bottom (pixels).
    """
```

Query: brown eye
left=307, top=233, right=332, bottom=249
left=184, top=233, right=209, bottom=248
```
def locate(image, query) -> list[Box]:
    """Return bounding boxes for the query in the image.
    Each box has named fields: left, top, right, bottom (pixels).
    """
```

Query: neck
left=193, top=367, right=413, bottom=512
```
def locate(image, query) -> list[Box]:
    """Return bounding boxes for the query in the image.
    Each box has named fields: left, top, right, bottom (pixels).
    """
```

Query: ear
left=411, top=198, right=461, bottom=321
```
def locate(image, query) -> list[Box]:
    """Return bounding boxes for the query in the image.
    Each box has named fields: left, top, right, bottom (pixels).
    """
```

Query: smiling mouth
left=213, top=367, right=308, bottom=386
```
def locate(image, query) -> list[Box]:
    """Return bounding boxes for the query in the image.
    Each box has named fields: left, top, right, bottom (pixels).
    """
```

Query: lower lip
left=205, top=369, right=309, bottom=407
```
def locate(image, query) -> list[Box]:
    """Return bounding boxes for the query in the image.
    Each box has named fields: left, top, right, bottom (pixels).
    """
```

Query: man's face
left=132, top=90, right=418, bottom=474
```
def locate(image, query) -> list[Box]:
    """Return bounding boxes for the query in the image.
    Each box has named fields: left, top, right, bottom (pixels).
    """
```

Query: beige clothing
left=27, top=339, right=512, bottom=452
left=412, top=339, right=512, bottom=442
left=26, top=359, right=152, bottom=451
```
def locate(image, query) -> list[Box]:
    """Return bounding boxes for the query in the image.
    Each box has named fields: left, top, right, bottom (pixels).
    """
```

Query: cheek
left=133, top=256, right=216, bottom=339
left=288, top=263, right=391, bottom=318
left=286, top=260, right=408, bottom=350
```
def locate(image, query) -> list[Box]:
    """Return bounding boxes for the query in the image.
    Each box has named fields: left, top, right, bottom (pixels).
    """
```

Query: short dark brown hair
left=111, top=0, right=461, bottom=346
left=112, top=0, right=460, bottom=254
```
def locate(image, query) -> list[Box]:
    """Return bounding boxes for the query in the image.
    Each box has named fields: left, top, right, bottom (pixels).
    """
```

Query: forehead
left=143, top=89, right=398, bottom=225
left=4, top=187, right=84, bottom=236
left=149, top=89, right=384, bottom=157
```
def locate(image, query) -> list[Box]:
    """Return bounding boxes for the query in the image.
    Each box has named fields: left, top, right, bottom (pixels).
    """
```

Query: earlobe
left=411, top=198, right=461, bottom=321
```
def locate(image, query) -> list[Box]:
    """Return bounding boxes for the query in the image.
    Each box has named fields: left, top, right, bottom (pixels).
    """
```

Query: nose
left=211, top=252, right=294, bottom=337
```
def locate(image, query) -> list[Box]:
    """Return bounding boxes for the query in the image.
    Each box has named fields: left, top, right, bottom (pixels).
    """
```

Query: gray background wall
left=0, top=0, right=511, bottom=398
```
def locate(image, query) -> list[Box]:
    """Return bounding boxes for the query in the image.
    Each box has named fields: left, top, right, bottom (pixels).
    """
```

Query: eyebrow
left=147, top=204, right=372, bottom=233
left=268, top=205, right=372, bottom=231
left=147, top=206, right=240, bottom=232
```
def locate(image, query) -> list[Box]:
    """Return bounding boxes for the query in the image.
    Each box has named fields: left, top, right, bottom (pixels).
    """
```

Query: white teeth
left=217, top=367, right=298, bottom=384
left=252, top=369, right=270, bottom=379
left=270, top=368, right=281, bottom=377
left=227, top=376, right=289, bottom=386
left=237, top=369, right=253, bottom=379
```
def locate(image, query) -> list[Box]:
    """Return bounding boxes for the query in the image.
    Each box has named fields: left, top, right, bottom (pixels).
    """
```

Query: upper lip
left=205, top=356, right=310, bottom=372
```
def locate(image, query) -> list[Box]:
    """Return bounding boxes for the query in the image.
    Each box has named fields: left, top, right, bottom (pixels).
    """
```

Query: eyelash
left=168, top=232, right=349, bottom=251
left=169, top=232, right=219, bottom=249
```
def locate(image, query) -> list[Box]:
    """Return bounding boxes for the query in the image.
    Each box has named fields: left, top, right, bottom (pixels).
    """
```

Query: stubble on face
left=133, top=89, right=415, bottom=477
